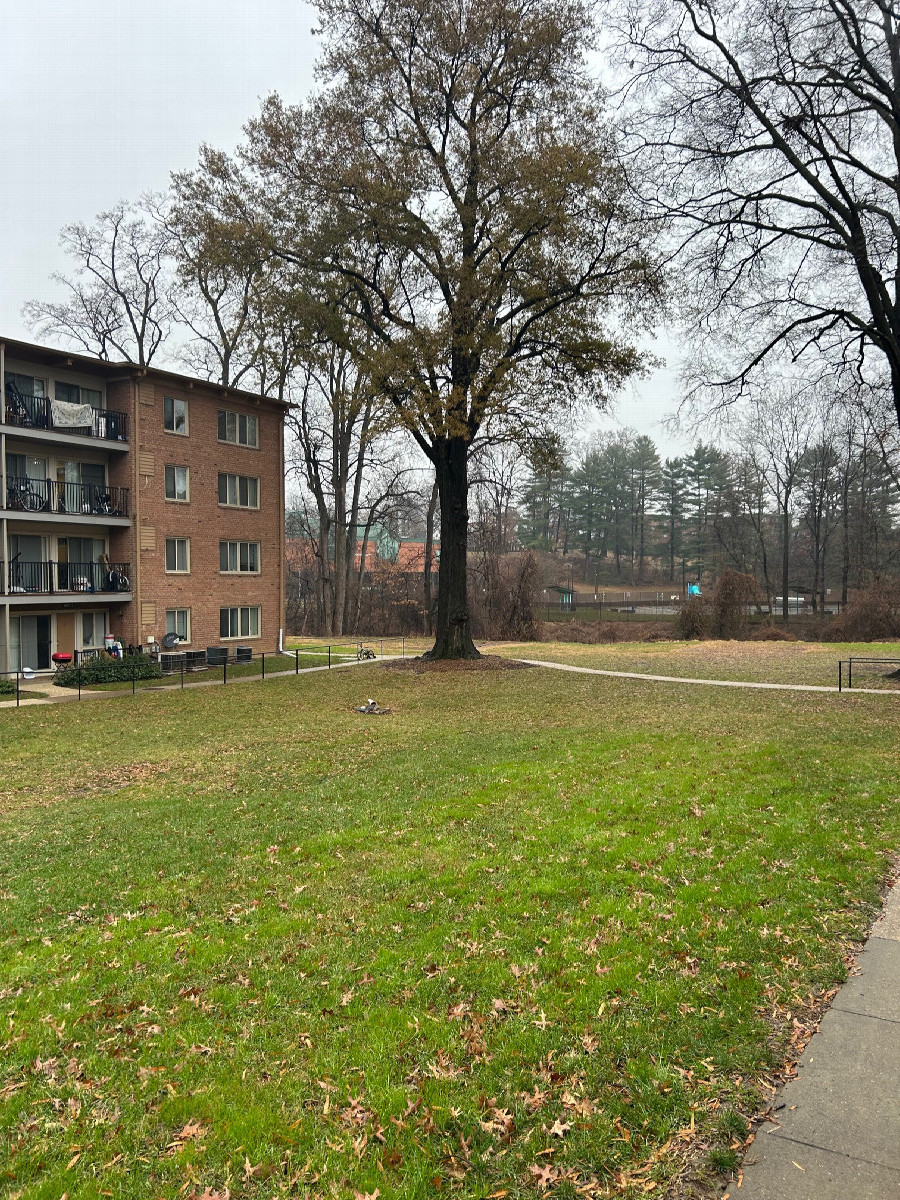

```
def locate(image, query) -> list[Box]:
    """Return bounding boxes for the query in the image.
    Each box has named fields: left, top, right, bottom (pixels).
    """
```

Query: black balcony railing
left=3, top=476, right=130, bottom=518
left=4, top=381, right=128, bottom=442
left=3, top=560, right=131, bottom=595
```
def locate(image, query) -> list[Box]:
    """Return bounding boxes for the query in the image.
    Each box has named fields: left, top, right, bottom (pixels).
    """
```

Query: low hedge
left=0, top=678, right=15, bottom=696
left=56, top=654, right=163, bottom=688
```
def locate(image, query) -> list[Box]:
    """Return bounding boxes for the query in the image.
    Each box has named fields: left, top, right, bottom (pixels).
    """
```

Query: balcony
left=3, top=560, right=131, bottom=596
left=4, top=383, right=129, bottom=442
left=4, top=477, right=130, bottom=519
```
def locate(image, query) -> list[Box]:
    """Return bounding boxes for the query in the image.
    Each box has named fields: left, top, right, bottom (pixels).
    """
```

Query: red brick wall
left=117, top=379, right=284, bottom=652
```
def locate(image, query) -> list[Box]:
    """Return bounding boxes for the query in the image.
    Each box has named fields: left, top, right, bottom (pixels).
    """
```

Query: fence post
left=838, top=661, right=842, bottom=692
left=380, top=639, right=384, bottom=659
left=16, top=669, right=20, bottom=708
left=848, top=658, right=853, bottom=690
left=295, top=648, right=299, bottom=674
left=132, top=661, right=136, bottom=695
left=262, top=652, right=266, bottom=680
left=223, top=658, right=227, bottom=686
left=180, top=657, right=184, bottom=689
left=402, top=636, right=405, bottom=659
left=328, top=645, right=331, bottom=669
left=78, top=669, right=81, bottom=701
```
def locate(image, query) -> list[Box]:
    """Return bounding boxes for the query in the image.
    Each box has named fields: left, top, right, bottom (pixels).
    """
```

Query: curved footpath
left=516, top=658, right=898, bottom=696
left=5, top=653, right=900, bottom=707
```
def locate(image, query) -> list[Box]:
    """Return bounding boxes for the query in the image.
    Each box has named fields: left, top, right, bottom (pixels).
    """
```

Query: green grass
left=505, top=638, right=900, bottom=688
left=1, top=653, right=898, bottom=1199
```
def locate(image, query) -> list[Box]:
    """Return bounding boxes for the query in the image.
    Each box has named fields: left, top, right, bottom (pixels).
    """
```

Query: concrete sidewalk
left=737, top=882, right=900, bottom=1198
left=517, top=658, right=899, bottom=696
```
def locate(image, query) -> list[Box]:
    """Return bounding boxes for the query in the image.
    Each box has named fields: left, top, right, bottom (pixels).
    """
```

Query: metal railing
left=838, top=657, right=900, bottom=691
left=4, top=385, right=129, bottom=442
left=3, top=560, right=131, bottom=595
left=3, top=476, right=130, bottom=518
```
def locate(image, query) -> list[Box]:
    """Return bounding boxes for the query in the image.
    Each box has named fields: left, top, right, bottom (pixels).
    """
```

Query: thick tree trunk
left=426, top=436, right=480, bottom=659
left=781, top=502, right=790, bottom=624
left=423, top=478, right=438, bottom=636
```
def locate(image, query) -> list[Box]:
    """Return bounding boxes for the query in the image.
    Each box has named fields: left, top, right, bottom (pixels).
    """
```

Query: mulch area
left=382, top=654, right=532, bottom=673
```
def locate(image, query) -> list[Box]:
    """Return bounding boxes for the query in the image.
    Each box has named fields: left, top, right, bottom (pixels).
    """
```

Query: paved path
left=517, top=658, right=898, bottom=696
left=736, top=883, right=900, bottom=1199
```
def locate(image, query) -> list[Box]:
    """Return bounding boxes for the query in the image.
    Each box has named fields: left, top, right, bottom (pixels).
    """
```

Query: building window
left=218, top=473, right=259, bottom=508
left=82, top=611, right=106, bottom=648
left=164, top=396, right=188, bottom=435
left=56, top=382, right=103, bottom=409
left=219, top=540, right=260, bottom=573
left=165, top=465, right=189, bottom=501
left=220, top=606, right=260, bottom=639
left=5, top=372, right=45, bottom=398
left=166, top=608, right=191, bottom=642
left=218, top=409, right=259, bottom=448
left=165, top=537, right=190, bottom=573
left=5, top=374, right=46, bottom=425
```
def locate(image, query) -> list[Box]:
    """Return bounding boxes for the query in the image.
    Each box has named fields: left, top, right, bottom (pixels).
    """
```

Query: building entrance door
left=13, top=615, right=51, bottom=671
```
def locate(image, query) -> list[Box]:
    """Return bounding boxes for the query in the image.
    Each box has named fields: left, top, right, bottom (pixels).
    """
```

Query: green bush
left=0, top=678, right=15, bottom=696
left=56, top=654, right=163, bottom=688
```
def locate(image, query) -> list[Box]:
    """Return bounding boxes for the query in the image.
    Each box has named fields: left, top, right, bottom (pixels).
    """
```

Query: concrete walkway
left=736, top=883, right=900, bottom=1198
left=517, top=658, right=898, bottom=696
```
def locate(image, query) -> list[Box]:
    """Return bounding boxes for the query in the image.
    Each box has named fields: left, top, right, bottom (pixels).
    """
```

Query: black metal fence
left=837, top=657, right=900, bottom=691
left=3, top=477, right=130, bottom=517
left=4, top=388, right=129, bottom=441
left=0, top=639, right=403, bottom=707
left=3, top=560, right=131, bottom=595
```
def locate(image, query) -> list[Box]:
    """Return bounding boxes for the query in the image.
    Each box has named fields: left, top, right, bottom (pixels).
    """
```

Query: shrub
left=0, top=678, right=15, bottom=696
left=710, top=569, right=761, bottom=638
left=821, top=582, right=900, bottom=642
left=56, top=654, right=163, bottom=688
left=675, top=595, right=711, bottom=640
left=748, top=623, right=797, bottom=641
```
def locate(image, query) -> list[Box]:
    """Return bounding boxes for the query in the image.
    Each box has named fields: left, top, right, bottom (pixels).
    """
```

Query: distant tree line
left=513, top=403, right=900, bottom=615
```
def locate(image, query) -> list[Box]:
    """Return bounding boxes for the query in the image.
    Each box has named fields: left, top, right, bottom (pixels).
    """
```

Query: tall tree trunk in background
left=427, top=437, right=479, bottom=659
left=781, top=500, right=791, bottom=624
left=423, top=478, right=438, bottom=636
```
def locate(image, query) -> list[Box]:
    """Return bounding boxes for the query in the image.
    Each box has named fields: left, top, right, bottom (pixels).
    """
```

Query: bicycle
left=6, top=479, right=44, bottom=512
left=357, top=644, right=377, bottom=660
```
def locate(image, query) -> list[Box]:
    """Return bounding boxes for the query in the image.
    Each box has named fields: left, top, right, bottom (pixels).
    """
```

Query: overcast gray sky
left=1, top=0, right=688, bottom=456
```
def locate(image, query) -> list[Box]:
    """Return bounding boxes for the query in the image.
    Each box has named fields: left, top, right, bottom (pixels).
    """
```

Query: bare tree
left=620, top=0, right=900, bottom=433
left=738, top=384, right=815, bottom=619
left=159, top=181, right=282, bottom=388
left=24, top=198, right=172, bottom=364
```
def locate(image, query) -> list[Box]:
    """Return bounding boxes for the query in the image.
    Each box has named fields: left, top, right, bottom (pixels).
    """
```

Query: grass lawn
left=503, top=638, right=900, bottom=689
left=1, top=653, right=898, bottom=1199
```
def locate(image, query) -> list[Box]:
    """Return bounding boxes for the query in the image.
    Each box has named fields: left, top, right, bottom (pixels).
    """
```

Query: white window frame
left=165, top=608, right=191, bottom=643
left=163, top=396, right=189, bottom=436
left=217, top=473, right=259, bottom=509
left=219, top=605, right=261, bottom=640
left=217, top=409, right=259, bottom=448
left=219, top=540, right=260, bottom=573
left=164, top=464, right=190, bottom=502
left=165, top=537, right=190, bottom=573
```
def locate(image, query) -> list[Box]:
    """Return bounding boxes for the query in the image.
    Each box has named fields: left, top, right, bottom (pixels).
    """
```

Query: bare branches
left=23, top=198, right=173, bottom=365
left=618, top=0, right=900, bottom=429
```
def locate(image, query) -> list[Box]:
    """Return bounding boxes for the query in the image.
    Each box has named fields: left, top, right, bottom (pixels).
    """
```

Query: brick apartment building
left=1, top=336, right=287, bottom=674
